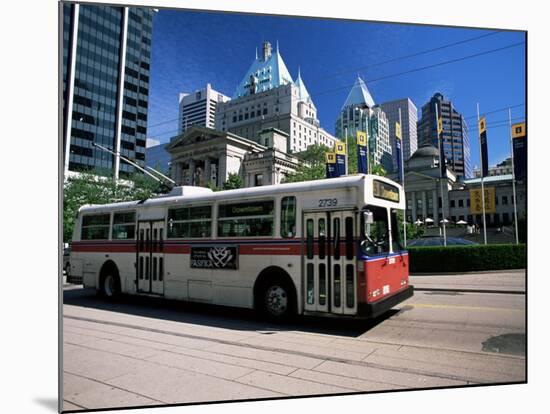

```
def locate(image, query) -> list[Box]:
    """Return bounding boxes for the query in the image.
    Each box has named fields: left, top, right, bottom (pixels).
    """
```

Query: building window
left=502, top=196, right=508, bottom=205
left=450, top=200, right=455, bottom=208
left=458, top=199, right=464, bottom=207
left=254, top=174, right=263, bottom=186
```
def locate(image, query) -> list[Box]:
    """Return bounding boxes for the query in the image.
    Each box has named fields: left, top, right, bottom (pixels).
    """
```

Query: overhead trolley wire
left=146, top=30, right=508, bottom=131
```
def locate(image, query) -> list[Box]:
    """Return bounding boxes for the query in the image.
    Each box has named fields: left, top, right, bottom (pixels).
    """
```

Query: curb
left=410, top=268, right=526, bottom=276
left=413, top=287, right=525, bottom=295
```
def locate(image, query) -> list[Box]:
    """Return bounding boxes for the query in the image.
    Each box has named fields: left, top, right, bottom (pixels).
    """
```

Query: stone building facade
left=398, top=144, right=526, bottom=226
left=215, top=41, right=338, bottom=153
left=167, top=126, right=301, bottom=188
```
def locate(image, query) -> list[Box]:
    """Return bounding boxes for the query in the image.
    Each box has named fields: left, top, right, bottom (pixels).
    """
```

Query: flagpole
left=399, top=108, right=407, bottom=247
left=477, top=103, right=487, bottom=245
left=508, top=108, right=519, bottom=244
left=344, top=126, right=348, bottom=175
left=366, top=114, right=371, bottom=175
left=435, top=103, right=447, bottom=246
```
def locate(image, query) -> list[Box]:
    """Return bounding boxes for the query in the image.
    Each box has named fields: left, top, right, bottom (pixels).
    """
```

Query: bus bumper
left=358, top=285, right=414, bottom=319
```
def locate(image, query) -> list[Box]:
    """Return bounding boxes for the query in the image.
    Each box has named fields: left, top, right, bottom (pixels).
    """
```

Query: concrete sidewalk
left=410, top=269, right=526, bottom=293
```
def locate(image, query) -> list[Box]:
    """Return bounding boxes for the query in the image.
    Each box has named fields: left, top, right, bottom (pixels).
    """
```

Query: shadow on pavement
left=63, top=287, right=397, bottom=338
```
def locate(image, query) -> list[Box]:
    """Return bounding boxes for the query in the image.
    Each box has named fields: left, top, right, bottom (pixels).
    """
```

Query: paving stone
left=207, top=342, right=323, bottom=370
left=144, top=352, right=254, bottom=380
left=313, top=360, right=466, bottom=388
left=235, top=370, right=354, bottom=396
left=106, top=363, right=282, bottom=404
left=63, top=372, right=160, bottom=410
left=289, top=368, right=404, bottom=392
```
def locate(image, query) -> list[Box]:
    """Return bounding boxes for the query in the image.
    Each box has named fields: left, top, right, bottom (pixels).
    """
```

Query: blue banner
left=357, top=131, right=368, bottom=174
left=325, top=152, right=337, bottom=178
left=479, top=117, right=489, bottom=177
left=512, top=122, right=526, bottom=182
left=335, top=142, right=346, bottom=177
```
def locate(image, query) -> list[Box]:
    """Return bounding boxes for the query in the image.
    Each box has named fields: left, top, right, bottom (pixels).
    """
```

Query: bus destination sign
left=373, top=180, right=400, bottom=202
left=191, top=245, right=238, bottom=269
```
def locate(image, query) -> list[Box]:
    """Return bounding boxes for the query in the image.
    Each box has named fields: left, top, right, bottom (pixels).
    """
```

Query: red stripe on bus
left=71, top=243, right=302, bottom=255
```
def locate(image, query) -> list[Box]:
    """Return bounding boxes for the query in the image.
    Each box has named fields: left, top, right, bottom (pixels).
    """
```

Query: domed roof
left=411, top=144, right=439, bottom=159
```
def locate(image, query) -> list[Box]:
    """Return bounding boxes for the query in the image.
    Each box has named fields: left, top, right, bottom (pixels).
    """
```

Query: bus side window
left=280, top=196, right=296, bottom=238
left=345, top=217, right=354, bottom=260
left=306, top=219, right=314, bottom=259
left=333, top=217, right=340, bottom=260
left=318, top=218, right=326, bottom=259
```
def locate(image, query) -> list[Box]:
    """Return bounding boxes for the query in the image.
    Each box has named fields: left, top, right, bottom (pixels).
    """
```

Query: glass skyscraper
left=62, top=3, right=154, bottom=179
left=417, top=93, right=471, bottom=180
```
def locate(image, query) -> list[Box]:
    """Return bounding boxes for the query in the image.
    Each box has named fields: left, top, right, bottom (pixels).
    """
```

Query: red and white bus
left=69, top=174, right=413, bottom=320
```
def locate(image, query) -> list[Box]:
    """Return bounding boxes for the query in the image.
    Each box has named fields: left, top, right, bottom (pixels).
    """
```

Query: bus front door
left=136, top=220, right=165, bottom=295
left=303, top=211, right=357, bottom=315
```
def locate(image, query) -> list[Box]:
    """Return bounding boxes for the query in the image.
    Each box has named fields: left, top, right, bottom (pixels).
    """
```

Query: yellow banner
left=470, top=187, right=496, bottom=214
left=437, top=117, right=443, bottom=135
left=395, top=122, right=402, bottom=139
left=512, top=122, right=526, bottom=139
left=335, top=142, right=346, bottom=155
left=357, top=131, right=367, bottom=146
left=325, top=152, right=336, bottom=164
left=479, top=117, right=487, bottom=134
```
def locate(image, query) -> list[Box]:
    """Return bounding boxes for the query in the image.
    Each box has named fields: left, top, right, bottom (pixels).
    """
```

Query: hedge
left=408, top=244, right=526, bottom=273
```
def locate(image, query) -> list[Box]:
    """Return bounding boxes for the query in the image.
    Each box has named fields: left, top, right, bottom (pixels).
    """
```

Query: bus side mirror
left=363, top=211, right=374, bottom=224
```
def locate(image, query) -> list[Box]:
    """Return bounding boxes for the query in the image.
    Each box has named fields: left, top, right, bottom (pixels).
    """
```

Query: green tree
left=283, top=138, right=387, bottom=184
left=63, top=170, right=166, bottom=243
left=222, top=173, right=243, bottom=190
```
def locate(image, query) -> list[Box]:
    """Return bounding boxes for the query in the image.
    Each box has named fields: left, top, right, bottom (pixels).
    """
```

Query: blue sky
left=147, top=9, right=526, bottom=169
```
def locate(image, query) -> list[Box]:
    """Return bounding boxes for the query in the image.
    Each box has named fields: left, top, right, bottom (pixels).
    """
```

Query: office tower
left=178, top=83, right=230, bottom=134
left=417, top=93, right=471, bottom=179
left=62, top=3, right=154, bottom=179
left=379, top=98, right=418, bottom=172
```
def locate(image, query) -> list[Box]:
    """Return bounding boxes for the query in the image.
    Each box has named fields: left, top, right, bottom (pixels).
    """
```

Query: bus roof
left=78, top=174, right=403, bottom=213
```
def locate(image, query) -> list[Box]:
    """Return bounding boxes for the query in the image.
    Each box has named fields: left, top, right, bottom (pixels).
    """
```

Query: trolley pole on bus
left=508, top=108, right=520, bottom=244
left=92, top=143, right=175, bottom=189
left=477, top=103, right=488, bottom=245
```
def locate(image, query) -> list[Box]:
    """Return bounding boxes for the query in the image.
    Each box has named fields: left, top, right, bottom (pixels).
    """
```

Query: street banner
left=335, top=142, right=346, bottom=177
left=437, top=115, right=447, bottom=178
left=479, top=116, right=489, bottom=177
left=395, top=122, right=403, bottom=183
left=325, top=152, right=337, bottom=178
left=356, top=131, right=368, bottom=174
left=470, top=187, right=496, bottom=214
left=512, top=122, right=527, bottom=182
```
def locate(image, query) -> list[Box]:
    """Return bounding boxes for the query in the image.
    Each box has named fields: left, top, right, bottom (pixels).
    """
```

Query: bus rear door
left=136, top=220, right=165, bottom=295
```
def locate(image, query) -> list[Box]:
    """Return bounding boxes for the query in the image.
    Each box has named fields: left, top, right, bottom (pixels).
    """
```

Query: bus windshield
left=360, top=206, right=390, bottom=256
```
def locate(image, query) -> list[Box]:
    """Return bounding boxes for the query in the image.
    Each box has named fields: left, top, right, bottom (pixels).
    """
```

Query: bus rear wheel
left=260, top=279, right=295, bottom=322
left=101, top=273, right=120, bottom=299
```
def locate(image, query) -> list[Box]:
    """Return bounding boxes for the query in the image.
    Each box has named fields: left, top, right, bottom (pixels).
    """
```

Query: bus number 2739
left=318, top=198, right=338, bottom=207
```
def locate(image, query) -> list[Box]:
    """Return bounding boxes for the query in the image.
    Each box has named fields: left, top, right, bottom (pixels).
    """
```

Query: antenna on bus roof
left=92, top=143, right=174, bottom=191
